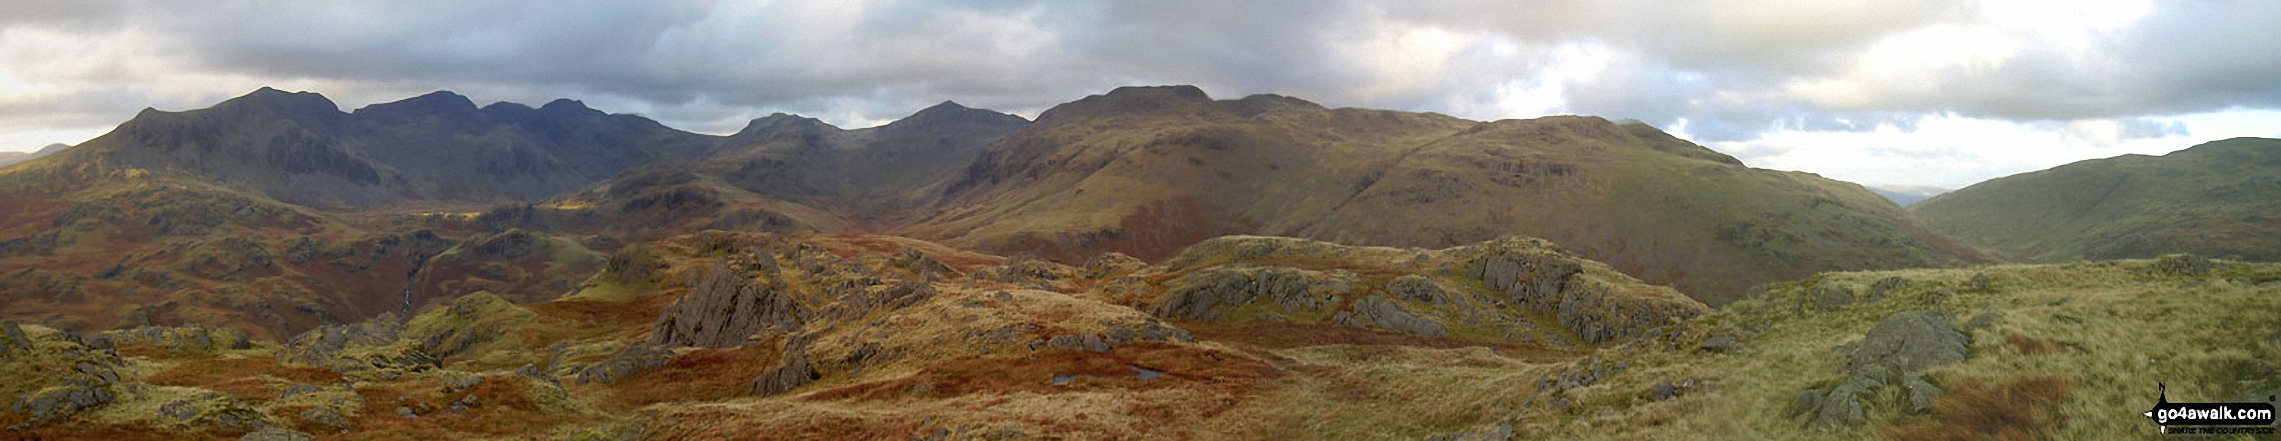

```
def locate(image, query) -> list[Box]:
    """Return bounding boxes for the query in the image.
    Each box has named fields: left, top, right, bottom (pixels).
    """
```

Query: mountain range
left=3, top=85, right=1985, bottom=310
left=1866, top=184, right=1949, bottom=207
left=0, top=85, right=2275, bottom=439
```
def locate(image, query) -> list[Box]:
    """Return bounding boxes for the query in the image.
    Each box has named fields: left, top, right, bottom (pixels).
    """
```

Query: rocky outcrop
left=1811, top=286, right=1854, bottom=311
left=1, top=320, right=32, bottom=355
left=973, top=318, right=1193, bottom=355
left=1845, top=311, right=1968, bottom=380
left=650, top=261, right=803, bottom=348
left=971, top=254, right=1076, bottom=289
left=1124, top=236, right=1702, bottom=347
left=1044, top=334, right=1113, bottom=352
left=5, top=321, right=128, bottom=428
left=574, top=342, right=675, bottom=385
left=152, top=391, right=268, bottom=433
left=889, top=248, right=960, bottom=281
left=602, top=244, right=664, bottom=285
left=277, top=313, right=439, bottom=380
left=1864, top=277, right=1909, bottom=303
left=278, top=313, right=404, bottom=365
left=1453, top=238, right=1704, bottom=345
left=1081, top=252, right=1148, bottom=279
left=1333, top=295, right=1449, bottom=338
left=1387, top=275, right=1458, bottom=305
left=1150, top=265, right=1341, bottom=321
left=14, top=380, right=114, bottom=425
left=818, top=280, right=937, bottom=323
left=90, top=325, right=253, bottom=353
left=748, top=337, right=820, bottom=396
left=1791, top=310, right=1969, bottom=427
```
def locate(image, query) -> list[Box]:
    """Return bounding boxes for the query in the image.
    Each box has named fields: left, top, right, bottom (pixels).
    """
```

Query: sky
left=2, top=0, right=2278, bottom=189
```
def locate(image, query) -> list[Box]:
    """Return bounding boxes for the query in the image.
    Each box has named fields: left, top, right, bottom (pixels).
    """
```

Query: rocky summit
left=0, top=86, right=2276, bottom=440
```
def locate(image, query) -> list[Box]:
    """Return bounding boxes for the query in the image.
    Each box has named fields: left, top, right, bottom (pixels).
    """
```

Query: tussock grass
left=1548, top=258, right=2281, bottom=440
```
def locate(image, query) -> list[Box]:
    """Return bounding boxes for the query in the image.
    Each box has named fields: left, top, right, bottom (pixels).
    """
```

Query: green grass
left=1913, top=137, right=2281, bottom=262
left=1547, top=257, right=2281, bottom=439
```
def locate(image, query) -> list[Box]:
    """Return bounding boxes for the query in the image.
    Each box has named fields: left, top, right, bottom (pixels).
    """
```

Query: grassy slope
left=912, top=87, right=1969, bottom=305
left=1500, top=257, right=2281, bottom=440
left=1912, top=137, right=2281, bottom=262
left=9, top=230, right=2276, bottom=439
left=908, top=87, right=1473, bottom=260
left=1304, top=118, right=1968, bottom=305
left=0, top=158, right=612, bottom=340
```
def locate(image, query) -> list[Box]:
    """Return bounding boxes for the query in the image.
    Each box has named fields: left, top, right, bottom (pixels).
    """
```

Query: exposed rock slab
left=650, top=261, right=802, bottom=348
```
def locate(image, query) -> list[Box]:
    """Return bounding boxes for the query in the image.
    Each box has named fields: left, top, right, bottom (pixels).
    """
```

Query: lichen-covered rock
left=1044, top=334, right=1112, bottom=352
left=1129, top=236, right=1702, bottom=347
left=890, top=248, right=961, bottom=280
left=1081, top=252, right=1147, bottom=279
left=1793, top=310, right=1970, bottom=427
left=651, top=261, right=802, bottom=348
left=1150, top=265, right=1338, bottom=321
left=603, top=244, right=664, bottom=285
left=1463, top=244, right=1584, bottom=307
left=150, top=391, right=270, bottom=433
left=970, top=253, right=1076, bottom=289
left=1811, top=286, right=1854, bottom=311
left=277, top=314, right=437, bottom=380
left=1, top=320, right=29, bottom=354
left=4, top=323, right=128, bottom=427
left=1787, top=389, right=1820, bottom=419
left=867, top=280, right=938, bottom=312
left=1903, top=374, right=1942, bottom=412
left=1865, top=277, right=1909, bottom=303
left=1805, top=375, right=1877, bottom=427
left=297, top=406, right=350, bottom=432
left=13, top=379, right=114, bottom=423
left=1845, top=310, right=1968, bottom=382
left=1387, top=275, right=1457, bottom=305
left=748, top=338, right=819, bottom=396
left=575, top=342, right=675, bottom=385
left=278, top=313, right=405, bottom=366
left=1649, top=379, right=1680, bottom=402
left=93, top=325, right=249, bottom=353
left=1336, top=295, right=1449, bottom=337
left=1451, top=237, right=1705, bottom=345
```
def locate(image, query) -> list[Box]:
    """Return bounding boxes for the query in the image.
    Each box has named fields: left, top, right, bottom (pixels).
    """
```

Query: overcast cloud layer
left=2, top=0, right=2278, bottom=188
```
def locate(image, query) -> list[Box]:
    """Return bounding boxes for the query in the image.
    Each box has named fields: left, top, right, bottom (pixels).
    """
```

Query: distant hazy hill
left=0, top=143, right=69, bottom=169
left=697, top=101, right=1029, bottom=216
left=1912, top=137, right=2281, bottom=262
left=907, top=86, right=1973, bottom=304
left=1867, top=184, right=1949, bottom=207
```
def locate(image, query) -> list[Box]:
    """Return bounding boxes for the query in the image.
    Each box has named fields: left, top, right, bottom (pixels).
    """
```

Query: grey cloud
left=0, top=0, right=2276, bottom=152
